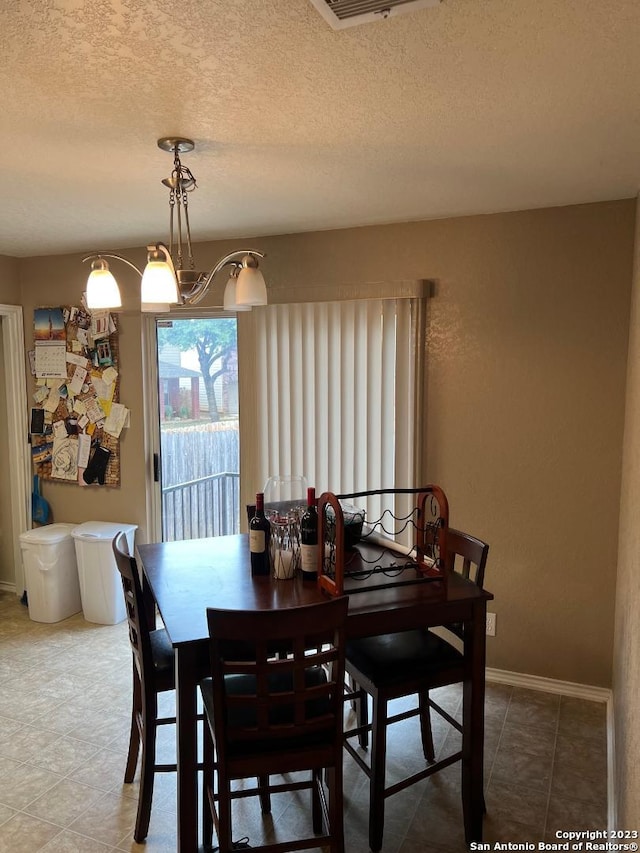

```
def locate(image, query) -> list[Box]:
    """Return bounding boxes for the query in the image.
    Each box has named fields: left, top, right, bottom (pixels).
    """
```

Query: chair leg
left=217, top=772, right=233, bottom=853
left=202, top=720, right=214, bottom=848
left=348, top=673, right=357, bottom=711
left=419, top=689, right=436, bottom=762
left=356, top=681, right=368, bottom=750
left=124, top=666, right=141, bottom=783
left=368, top=696, right=387, bottom=853
left=326, top=764, right=345, bottom=853
left=312, top=768, right=323, bottom=834
left=133, top=697, right=157, bottom=842
left=258, top=775, right=271, bottom=813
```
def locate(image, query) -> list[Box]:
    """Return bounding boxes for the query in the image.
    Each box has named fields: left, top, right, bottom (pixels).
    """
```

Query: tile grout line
left=541, top=696, right=562, bottom=840
left=484, top=685, right=512, bottom=791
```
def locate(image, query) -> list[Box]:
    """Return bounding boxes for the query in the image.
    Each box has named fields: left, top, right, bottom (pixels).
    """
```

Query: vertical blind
left=254, top=297, right=425, bottom=529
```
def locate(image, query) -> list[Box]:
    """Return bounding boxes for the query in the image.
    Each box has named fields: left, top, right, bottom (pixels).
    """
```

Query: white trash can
left=72, top=522, right=138, bottom=625
left=20, top=523, right=81, bottom=623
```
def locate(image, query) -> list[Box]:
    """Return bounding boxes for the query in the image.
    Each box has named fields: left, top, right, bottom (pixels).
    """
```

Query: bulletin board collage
left=29, top=306, right=129, bottom=487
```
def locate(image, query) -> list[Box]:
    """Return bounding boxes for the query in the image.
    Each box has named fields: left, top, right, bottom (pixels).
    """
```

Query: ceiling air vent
left=309, top=0, right=440, bottom=30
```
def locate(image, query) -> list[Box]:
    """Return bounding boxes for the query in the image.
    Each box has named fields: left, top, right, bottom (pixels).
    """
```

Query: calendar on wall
left=28, top=306, right=129, bottom=487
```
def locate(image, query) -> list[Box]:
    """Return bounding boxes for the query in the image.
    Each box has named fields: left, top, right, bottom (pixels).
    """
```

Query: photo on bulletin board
left=33, top=307, right=66, bottom=341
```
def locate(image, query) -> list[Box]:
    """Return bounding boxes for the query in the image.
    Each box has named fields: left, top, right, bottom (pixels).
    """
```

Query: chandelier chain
left=168, top=145, right=200, bottom=272
left=168, top=188, right=176, bottom=261
left=175, top=188, right=184, bottom=270
left=172, top=147, right=183, bottom=268
left=182, top=187, right=195, bottom=270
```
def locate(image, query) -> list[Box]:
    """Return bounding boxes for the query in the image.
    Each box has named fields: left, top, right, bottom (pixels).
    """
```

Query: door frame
left=141, top=309, right=238, bottom=544
left=0, top=305, right=30, bottom=594
left=141, top=313, right=162, bottom=543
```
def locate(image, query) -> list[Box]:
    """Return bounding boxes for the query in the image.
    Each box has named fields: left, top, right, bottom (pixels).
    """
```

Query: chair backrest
left=112, top=532, right=155, bottom=687
left=441, top=528, right=489, bottom=641
left=206, top=596, right=348, bottom=763
left=444, top=528, right=489, bottom=588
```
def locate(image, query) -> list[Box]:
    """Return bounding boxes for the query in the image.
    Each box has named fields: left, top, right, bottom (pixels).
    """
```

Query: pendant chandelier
left=82, top=137, right=267, bottom=312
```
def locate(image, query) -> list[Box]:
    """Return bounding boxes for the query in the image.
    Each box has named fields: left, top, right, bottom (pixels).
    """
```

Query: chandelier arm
left=184, top=250, right=266, bottom=306
left=81, top=253, right=144, bottom=278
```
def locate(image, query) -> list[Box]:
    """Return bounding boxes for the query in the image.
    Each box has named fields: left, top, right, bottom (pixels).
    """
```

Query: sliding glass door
left=155, top=315, right=240, bottom=541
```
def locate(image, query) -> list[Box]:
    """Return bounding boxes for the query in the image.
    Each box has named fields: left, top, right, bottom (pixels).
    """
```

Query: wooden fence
left=161, top=421, right=240, bottom=541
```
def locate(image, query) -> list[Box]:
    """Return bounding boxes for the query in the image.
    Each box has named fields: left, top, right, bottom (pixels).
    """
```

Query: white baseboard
left=486, top=667, right=615, bottom=830
left=486, top=666, right=610, bottom=702
left=0, top=581, right=17, bottom=594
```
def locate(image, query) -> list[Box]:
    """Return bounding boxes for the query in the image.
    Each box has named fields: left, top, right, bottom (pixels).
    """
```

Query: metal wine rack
left=317, top=486, right=450, bottom=597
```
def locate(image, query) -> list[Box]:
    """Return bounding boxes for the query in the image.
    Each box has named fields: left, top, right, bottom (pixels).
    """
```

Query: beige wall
left=0, top=255, right=20, bottom=304
left=17, top=199, right=635, bottom=686
left=613, top=194, right=640, bottom=826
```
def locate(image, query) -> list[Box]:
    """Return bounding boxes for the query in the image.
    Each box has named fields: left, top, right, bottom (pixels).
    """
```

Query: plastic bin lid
left=20, top=523, right=77, bottom=545
left=71, top=521, right=138, bottom=541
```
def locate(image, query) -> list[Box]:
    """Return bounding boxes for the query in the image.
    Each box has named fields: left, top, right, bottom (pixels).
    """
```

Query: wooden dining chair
left=112, top=532, right=180, bottom=842
left=200, top=596, right=349, bottom=853
left=343, top=528, right=489, bottom=852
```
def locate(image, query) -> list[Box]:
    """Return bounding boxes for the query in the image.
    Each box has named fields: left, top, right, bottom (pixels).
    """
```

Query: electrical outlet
left=486, top=612, right=497, bottom=637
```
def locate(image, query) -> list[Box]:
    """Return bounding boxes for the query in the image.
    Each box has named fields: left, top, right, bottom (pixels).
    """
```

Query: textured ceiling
left=2, top=0, right=640, bottom=257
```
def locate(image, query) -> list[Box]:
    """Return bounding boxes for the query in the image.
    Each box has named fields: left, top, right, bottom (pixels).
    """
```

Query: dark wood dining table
left=137, top=534, right=492, bottom=853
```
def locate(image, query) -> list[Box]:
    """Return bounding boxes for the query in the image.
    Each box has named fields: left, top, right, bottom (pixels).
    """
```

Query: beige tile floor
left=0, top=590, right=608, bottom=852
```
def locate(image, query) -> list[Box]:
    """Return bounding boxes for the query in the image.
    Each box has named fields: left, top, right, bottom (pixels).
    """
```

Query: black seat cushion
left=200, top=665, right=333, bottom=755
left=149, top=628, right=175, bottom=674
left=225, top=666, right=329, bottom=727
left=346, top=629, right=462, bottom=687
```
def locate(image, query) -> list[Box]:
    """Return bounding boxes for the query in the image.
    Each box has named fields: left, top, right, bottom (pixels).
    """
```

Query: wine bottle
left=249, top=492, right=271, bottom=576
left=300, top=487, right=319, bottom=580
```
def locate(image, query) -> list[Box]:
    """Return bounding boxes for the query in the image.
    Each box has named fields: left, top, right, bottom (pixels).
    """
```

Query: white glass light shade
left=223, top=275, right=252, bottom=312
left=86, top=267, right=122, bottom=309
left=235, top=265, right=267, bottom=307
left=141, top=260, right=180, bottom=307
